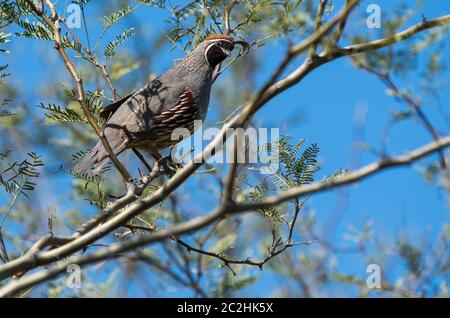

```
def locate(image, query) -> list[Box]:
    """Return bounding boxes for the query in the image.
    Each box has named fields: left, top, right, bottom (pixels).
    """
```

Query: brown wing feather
left=130, top=89, right=201, bottom=149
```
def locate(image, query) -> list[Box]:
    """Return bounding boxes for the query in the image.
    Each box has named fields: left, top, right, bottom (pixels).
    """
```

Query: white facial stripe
left=204, top=44, right=215, bottom=69
left=204, top=39, right=233, bottom=69
left=206, top=39, right=233, bottom=44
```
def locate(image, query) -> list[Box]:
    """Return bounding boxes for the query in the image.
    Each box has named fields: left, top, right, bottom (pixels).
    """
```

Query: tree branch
left=1, top=5, right=449, bottom=296
left=0, top=136, right=448, bottom=297
left=309, top=0, right=328, bottom=58
left=335, top=14, right=450, bottom=57
left=233, top=136, right=450, bottom=212
left=26, top=0, right=133, bottom=183
left=353, top=60, right=447, bottom=169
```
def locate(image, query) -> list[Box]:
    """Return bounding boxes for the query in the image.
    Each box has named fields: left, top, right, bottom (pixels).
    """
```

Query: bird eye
left=216, top=41, right=234, bottom=51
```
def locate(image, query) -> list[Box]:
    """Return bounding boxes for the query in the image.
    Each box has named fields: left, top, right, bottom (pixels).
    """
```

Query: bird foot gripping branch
left=137, top=155, right=181, bottom=188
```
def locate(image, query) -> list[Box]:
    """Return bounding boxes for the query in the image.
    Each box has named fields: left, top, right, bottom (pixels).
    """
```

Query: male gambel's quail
left=73, top=34, right=249, bottom=174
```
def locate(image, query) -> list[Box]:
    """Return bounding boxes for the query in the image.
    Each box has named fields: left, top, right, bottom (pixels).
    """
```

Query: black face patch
left=206, top=40, right=234, bottom=68
left=215, top=40, right=234, bottom=52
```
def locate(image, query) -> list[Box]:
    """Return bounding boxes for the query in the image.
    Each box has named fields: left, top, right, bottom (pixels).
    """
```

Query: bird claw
left=157, top=156, right=182, bottom=177
left=107, top=156, right=182, bottom=199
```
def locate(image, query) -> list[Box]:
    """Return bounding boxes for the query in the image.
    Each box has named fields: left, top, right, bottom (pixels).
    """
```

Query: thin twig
left=309, top=0, right=328, bottom=58
left=26, top=0, right=133, bottom=183
left=354, top=60, right=447, bottom=170
left=0, top=136, right=448, bottom=296
left=1, top=5, right=450, bottom=295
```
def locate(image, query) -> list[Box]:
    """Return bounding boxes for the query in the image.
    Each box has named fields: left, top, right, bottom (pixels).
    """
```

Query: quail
left=73, top=34, right=250, bottom=175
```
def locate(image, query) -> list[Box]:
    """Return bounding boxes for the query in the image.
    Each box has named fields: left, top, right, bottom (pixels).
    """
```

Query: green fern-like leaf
left=139, top=0, right=165, bottom=8
left=0, top=66, right=10, bottom=85
left=325, top=168, right=350, bottom=183
left=85, top=90, right=105, bottom=117
left=102, top=7, right=132, bottom=28
left=104, top=28, right=135, bottom=58
left=1, top=1, right=34, bottom=25
left=61, top=33, right=83, bottom=55
left=38, top=90, right=105, bottom=124
left=274, top=136, right=320, bottom=189
left=0, top=152, right=43, bottom=196
left=15, top=20, right=54, bottom=41
left=243, top=136, right=320, bottom=221
left=38, top=103, right=85, bottom=123
left=0, top=33, right=11, bottom=84
left=292, top=142, right=320, bottom=185
left=0, top=98, right=14, bottom=117
left=247, top=183, right=285, bottom=222
left=0, top=32, right=11, bottom=48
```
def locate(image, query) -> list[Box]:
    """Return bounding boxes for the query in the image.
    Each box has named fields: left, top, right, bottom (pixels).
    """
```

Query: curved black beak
left=233, top=40, right=251, bottom=56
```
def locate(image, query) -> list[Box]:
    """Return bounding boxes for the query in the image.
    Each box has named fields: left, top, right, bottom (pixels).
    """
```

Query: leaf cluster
left=0, top=151, right=43, bottom=197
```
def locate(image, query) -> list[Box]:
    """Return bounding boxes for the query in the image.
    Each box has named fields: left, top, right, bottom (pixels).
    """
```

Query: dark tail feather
left=72, top=141, right=110, bottom=175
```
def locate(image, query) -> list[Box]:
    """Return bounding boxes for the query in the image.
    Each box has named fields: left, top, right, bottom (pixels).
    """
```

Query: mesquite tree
left=0, top=0, right=449, bottom=297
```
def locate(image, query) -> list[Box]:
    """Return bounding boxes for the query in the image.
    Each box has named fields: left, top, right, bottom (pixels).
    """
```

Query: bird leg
left=111, top=149, right=181, bottom=201
left=132, top=148, right=153, bottom=173
left=149, top=150, right=182, bottom=178
left=132, top=147, right=179, bottom=178
left=108, top=151, right=160, bottom=200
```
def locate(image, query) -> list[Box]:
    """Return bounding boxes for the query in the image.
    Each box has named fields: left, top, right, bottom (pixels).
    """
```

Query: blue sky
left=1, top=1, right=449, bottom=297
